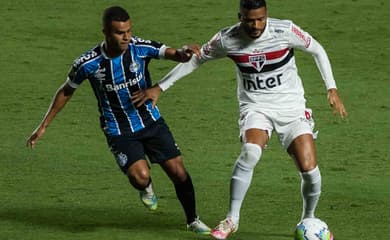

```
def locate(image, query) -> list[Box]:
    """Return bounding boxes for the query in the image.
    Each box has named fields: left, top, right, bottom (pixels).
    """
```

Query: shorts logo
left=174, top=143, right=180, bottom=151
left=116, top=152, right=128, bottom=167
left=305, top=110, right=312, bottom=120
left=249, top=54, right=266, bottom=72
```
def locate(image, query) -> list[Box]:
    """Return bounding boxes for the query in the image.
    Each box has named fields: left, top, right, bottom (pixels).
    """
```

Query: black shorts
left=105, top=118, right=181, bottom=174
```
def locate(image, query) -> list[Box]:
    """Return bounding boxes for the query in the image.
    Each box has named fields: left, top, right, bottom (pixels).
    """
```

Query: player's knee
left=300, top=166, right=321, bottom=184
left=171, top=168, right=188, bottom=183
left=127, top=165, right=150, bottom=188
left=236, top=143, right=262, bottom=170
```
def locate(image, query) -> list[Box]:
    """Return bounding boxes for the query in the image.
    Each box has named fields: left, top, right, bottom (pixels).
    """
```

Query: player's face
left=104, top=20, right=132, bottom=55
left=239, top=7, right=267, bottom=39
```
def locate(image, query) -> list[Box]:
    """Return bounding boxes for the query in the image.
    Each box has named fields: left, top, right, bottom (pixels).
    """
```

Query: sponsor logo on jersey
left=133, top=37, right=152, bottom=44
left=73, top=50, right=98, bottom=68
left=292, top=25, right=311, bottom=48
left=243, top=73, right=283, bottom=90
left=104, top=73, right=143, bottom=92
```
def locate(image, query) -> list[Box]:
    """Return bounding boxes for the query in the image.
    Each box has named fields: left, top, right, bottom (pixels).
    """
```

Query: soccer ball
left=294, top=218, right=334, bottom=240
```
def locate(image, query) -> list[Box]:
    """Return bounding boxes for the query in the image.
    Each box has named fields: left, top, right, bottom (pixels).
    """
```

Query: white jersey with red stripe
left=158, top=17, right=337, bottom=113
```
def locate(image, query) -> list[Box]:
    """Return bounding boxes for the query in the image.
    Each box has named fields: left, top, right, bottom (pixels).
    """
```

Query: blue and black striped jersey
left=67, top=36, right=166, bottom=136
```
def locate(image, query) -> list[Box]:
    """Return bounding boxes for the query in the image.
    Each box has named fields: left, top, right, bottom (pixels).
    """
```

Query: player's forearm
left=158, top=55, right=200, bottom=91
left=308, top=39, right=337, bottom=90
left=40, top=85, right=73, bottom=128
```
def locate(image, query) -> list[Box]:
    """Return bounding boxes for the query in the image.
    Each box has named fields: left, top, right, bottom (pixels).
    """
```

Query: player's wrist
left=154, top=83, right=164, bottom=92
left=327, top=88, right=337, bottom=94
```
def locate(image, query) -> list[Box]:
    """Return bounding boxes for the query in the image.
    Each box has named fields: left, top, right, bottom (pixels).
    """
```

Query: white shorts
left=239, top=108, right=316, bottom=149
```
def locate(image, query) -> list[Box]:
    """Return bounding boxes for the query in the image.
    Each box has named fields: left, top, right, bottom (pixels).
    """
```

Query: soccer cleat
left=139, top=183, right=158, bottom=211
left=187, top=217, right=211, bottom=235
left=210, top=217, right=238, bottom=240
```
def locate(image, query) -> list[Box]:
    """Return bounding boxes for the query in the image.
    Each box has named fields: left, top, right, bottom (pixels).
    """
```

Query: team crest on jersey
left=249, top=54, right=266, bottom=72
left=129, top=62, right=140, bottom=72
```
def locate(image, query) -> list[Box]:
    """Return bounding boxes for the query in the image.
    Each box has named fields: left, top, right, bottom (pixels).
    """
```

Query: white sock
left=141, top=181, right=154, bottom=198
left=300, top=166, right=321, bottom=219
left=228, top=143, right=262, bottom=224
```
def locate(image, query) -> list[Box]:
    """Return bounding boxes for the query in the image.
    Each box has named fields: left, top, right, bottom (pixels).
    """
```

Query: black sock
left=174, top=173, right=197, bottom=224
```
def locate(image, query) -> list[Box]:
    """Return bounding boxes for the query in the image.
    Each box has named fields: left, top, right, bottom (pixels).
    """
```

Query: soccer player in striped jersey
left=132, top=0, right=347, bottom=239
left=26, top=6, right=210, bottom=235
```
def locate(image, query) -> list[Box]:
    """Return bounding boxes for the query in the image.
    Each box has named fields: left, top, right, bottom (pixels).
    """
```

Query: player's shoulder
left=72, top=44, right=102, bottom=69
left=131, top=36, right=153, bottom=45
left=267, top=17, right=294, bottom=34
left=218, top=23, right=241, bottom=38
left=131, top=36, right=162, bottom=48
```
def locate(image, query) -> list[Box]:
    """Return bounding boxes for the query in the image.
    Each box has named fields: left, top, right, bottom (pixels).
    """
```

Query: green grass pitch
left=1, top=0, right=389, bottom=239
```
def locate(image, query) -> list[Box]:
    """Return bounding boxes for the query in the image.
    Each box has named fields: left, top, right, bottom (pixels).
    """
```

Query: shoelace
left=217, top=219, right=235, bottom=231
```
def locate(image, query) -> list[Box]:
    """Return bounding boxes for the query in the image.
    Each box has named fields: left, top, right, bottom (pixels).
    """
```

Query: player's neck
left=103, top=42, right=124, bottom=58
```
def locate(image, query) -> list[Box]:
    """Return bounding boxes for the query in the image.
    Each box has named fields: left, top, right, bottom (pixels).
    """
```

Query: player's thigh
left=275, top=109, right=315, bottom=150
left=240, top=110, right=272, bottom=148
left=143, top=119, right=184, bottom=169
left=274, top=110, right=317, bottom=171
left=105, top=134, right=148, bottom=175
left=160, top=156, right=187, bottom=183
left=287, top=134, right=317, bottom=172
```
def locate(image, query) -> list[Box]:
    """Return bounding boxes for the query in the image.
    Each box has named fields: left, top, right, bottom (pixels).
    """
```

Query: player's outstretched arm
left=27, top=83, right=75, bottom=148
left=132, top=44, right=203, bottom=108
left=327, top=88, right=347, bottom=119
left=164, top=44, right=201, bottom=62
left=303, top=39, right=347, bottom=119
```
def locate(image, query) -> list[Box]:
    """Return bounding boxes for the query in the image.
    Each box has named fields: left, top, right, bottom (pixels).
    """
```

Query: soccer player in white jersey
left=132, top=0, right=347, bottom=239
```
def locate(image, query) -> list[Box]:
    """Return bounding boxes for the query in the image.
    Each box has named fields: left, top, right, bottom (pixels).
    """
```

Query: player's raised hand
left=182, top=44, right=201, bottom=59
left=132, top=84, right=162, bottom=108
left=327, top=88, right=347, bottom=119
left=166, top=44, right=201, bottom=62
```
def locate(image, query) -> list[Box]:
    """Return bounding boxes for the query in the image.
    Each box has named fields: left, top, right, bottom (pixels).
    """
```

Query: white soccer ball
left=294, top=218, right=334, bottom=240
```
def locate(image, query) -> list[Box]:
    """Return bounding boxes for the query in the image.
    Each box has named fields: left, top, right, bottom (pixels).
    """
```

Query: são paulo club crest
left=249, top=54, right=266, bottom=72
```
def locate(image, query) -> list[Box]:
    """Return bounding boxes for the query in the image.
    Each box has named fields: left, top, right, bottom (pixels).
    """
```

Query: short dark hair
left=102, top=6, right=130, bottom=28
left=240, top=0, right=266, bottom=9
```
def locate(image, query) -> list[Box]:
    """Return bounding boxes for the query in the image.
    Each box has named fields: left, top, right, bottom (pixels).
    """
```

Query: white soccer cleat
left=187, top=217, right=211, bottom=235
left=210, top=217, right=238, bottom=240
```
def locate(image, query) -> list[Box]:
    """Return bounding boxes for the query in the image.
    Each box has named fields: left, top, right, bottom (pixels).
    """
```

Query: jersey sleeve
left=66, top=57, right=89, bottom=88
left=287, top=22, right=337, bottom=90
left=200, top=31, right=226, bottom=63
left=132, top=37, right=166, bottom=59
left=158, top=31, right=226, bottom=91
left=287, top=22, right=313, bottom=50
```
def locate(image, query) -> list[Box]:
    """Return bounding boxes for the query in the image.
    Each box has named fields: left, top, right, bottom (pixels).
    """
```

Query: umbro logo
left=95, top=68, right=106, bottom=81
